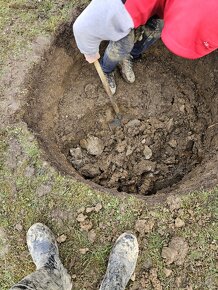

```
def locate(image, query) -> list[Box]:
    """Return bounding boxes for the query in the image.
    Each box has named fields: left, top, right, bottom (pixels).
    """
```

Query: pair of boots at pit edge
left=106, top=55, right=135, bottom=95
left=12, top=223, right=139, bottom=290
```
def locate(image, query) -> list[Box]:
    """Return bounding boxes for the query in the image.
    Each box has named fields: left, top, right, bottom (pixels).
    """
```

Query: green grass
left=0, top=124, right=141, bottom=288
left=0, top=1, right=217, bottom=289
left=0, top=0, right=90, bottom=73
left=0, top=124, right=217, bottom=289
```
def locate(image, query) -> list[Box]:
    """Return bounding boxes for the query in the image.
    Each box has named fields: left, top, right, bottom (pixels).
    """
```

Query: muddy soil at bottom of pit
left=68, top=113, right=205, bottom=195
left=24, top=30, right=218, bottom=196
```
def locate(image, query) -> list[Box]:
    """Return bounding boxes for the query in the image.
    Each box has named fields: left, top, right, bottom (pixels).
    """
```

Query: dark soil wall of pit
left=24, top=24, right=218, bottom=197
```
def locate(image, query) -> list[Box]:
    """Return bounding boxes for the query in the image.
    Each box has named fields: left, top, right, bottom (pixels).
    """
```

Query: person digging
left=73, top=0, right=218, bottom=95
left=10, top=223, right=139, bottom=290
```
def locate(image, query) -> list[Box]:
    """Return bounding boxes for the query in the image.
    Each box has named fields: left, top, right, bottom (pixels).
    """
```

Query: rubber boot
left=27, top=223, right=72, bottom=290
left=104, top=72, right=117, bottom=95
left=99, top=233, right=139, bottom=290
left=119, top=55, right=135, bottom=84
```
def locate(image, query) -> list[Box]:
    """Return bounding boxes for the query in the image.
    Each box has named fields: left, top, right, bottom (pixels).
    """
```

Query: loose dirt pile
left=24, top=25, right=218, bottom=196
left=69, top=111, right=204, bottom=195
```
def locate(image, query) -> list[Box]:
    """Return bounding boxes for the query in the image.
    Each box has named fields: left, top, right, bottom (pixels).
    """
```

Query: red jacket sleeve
left=161, top=0, right=218, bottom=59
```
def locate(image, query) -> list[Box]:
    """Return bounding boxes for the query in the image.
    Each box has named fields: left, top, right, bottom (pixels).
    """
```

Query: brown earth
left=0, top=7, right=217, bottom=290
left=24, top=23, right=218, bottom=197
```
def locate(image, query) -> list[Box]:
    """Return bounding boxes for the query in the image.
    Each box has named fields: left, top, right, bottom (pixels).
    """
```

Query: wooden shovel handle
left=94, top=60, right=120, bottom=116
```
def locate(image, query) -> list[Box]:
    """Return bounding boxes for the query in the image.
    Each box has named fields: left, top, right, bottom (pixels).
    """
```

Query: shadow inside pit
left=24, top=21, right=218, bottom=198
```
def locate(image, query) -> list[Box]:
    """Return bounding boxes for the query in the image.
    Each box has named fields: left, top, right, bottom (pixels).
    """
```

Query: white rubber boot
left=99, top=233, right=139, bottom=290
left=119, top=56, right=135, bottom=84
left=27, top=223, right=72, bottom=290
left=104, top=72, right=117, bottom=95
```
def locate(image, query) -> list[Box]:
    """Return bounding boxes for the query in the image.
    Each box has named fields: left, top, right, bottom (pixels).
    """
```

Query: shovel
left=94, top=60, right=122, bottom=127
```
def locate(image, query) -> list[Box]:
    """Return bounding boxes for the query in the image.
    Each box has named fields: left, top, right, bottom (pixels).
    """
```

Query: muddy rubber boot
left=99, top=233, right=139, bottom=290
left=104, top=72, right=117, bottom=95
left=119, top=56, right=135, bottom=84
left=27, top=223, right=72, bottom=290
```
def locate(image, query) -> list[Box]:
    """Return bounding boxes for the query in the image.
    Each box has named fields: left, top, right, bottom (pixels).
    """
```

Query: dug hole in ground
left=24, top=23, right=218, bottom=199
left=0, top=9, right=217, bottom=290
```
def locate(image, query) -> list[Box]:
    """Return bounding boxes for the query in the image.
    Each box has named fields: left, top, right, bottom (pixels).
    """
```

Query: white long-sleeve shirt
left=73, top=0, right=134, bottom=57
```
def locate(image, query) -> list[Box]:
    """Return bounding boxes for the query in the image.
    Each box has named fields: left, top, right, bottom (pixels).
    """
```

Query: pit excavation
left=24, top=25, right=218, bottom=196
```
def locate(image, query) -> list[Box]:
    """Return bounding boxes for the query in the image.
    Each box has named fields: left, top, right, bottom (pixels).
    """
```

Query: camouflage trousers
left=101, top=17, right=164, bottom=73
left=9, top=266, right=123, bottom=290
left=9, top=264, right=115, bottom=290
left=9, top=229, right=138, bottom=290
left=10, top=266, right=72, bottom=290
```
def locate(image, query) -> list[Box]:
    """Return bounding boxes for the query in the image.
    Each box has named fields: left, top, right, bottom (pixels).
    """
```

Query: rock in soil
left=163, top=268, right=172, bottom=277
left=80, top=135, right=104, bottom=156
left=143, top=145, right=153, bottom=159
left=167, top=196, right=182, bottom=212
left=70, top=146, right=84, bottom=169
left=94, top=203, right=103, bottom=212
left=76, top=213, right=87, bottom=222
left=80, top=164, right=100, bottom=178
left=161, top=246, right=178, bottom=265
left=135, top=219, right=155, bottom=235
left=79, top=248, right=89, bottom=254
left=66, top=100, right=210, bottom=194
left=88, top=229, right=96, bottom=243
left=162, top=236, right=189, bottom=265
left=86, top=207, right=95, bottom=213
left=134, top=160, right=156, bottom=175
left=57, top=234, right=67, bottom=243
left=80, top=220, right=93, bottom=232
left=175, top=217, right=185, bottom=228
left=15, top=223, right=23, bottom=231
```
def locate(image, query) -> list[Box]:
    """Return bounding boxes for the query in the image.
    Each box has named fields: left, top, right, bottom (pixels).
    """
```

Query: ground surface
left=0, top=1, right=218, bottom=290
left=24, top=31, right=217, bottom=195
